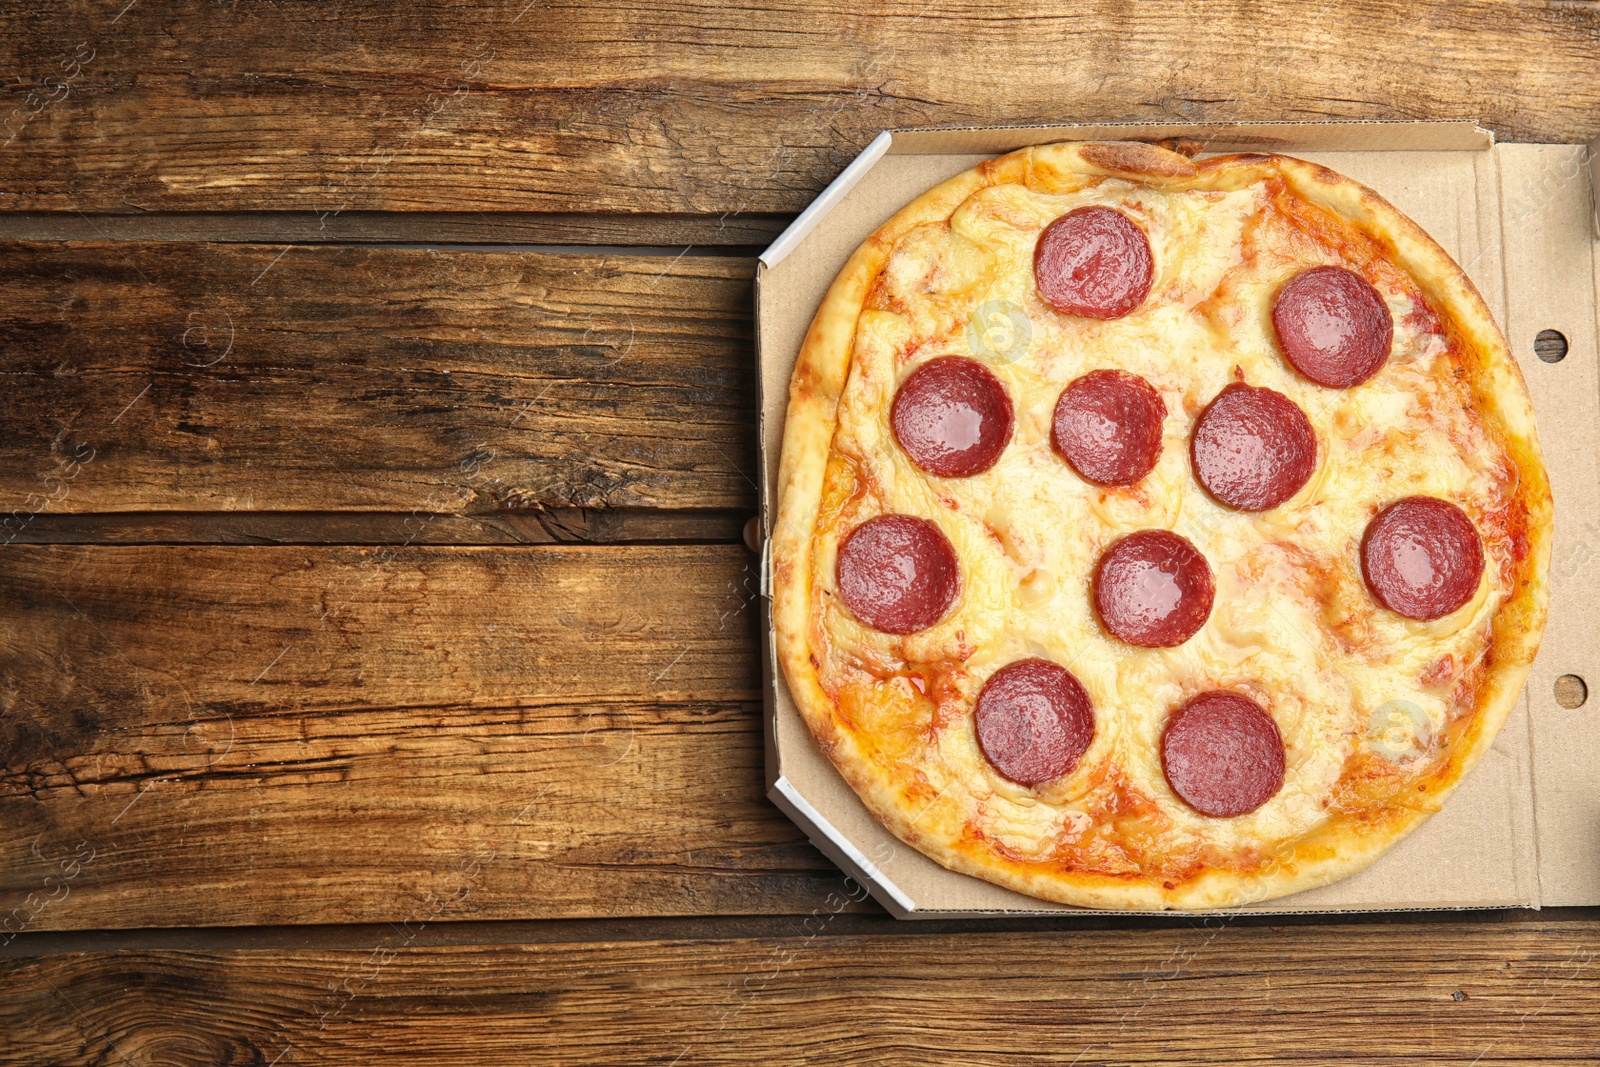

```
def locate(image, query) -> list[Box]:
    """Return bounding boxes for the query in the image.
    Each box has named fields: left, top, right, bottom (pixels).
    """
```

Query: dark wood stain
left=2, top=0, right=1599, bottom=1060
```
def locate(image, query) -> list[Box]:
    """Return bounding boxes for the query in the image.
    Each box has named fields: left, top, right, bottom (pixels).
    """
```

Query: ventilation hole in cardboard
left=1535, top=329, right=1568, bottom=363
left=1554, top=674, right=1588, bottom=709
left=743, top=515, right=762, bottom=554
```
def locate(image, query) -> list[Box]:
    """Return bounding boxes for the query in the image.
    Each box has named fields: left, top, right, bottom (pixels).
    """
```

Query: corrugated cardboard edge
left=771, top=773, right=1512, bottom=919
left=886, top=118, right=1494, bottom=154
left=1512, top=141, right=1600, bottom=906
left=1590, top=134, right=1600, bottom=237
left=760, top=131, right=893, bottom=269
left=757, top=120, right=1583, bottom=919
left=769, top=775, right=918, bottom=916
left=757, top=122, right=1493, bottom=270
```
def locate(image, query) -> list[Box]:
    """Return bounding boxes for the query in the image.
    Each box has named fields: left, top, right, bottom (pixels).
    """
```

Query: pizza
left=770, top=140, right=1552, bottom=911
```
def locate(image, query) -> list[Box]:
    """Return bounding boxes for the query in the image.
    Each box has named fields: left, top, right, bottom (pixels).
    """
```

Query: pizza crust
left=772, top=141, right=1552, bottom=911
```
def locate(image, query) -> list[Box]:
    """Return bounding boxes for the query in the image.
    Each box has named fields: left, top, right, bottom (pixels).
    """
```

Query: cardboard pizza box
left=755, top=120, right=1600, bottom=917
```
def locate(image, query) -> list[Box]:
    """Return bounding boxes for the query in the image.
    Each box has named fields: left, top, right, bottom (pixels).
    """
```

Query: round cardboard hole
left=1554, top=674, right=1588, bottom=709
left=1535, top=329, right=1569, bottom=364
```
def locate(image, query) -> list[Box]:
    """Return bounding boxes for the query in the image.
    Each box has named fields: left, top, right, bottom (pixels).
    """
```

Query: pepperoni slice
left=1191, top=384, right=1317, bottom=511
left=1034, top=206, right=1154, bottom=320
left=1093, top=530, right=1214, bottom=647
left=1051, top=369, right=1166, bottom=486
left=1161, top=691, right=1286, bottom=817
left=1272, top=266, right=1393, bottom=387
left=1361, top=497, right=1485, bottom=621
left=835, top=515, right=959, bottom=635
left=891, top=357, right=1014, bottom=477
left=974, top=658, right=1095, bottom=786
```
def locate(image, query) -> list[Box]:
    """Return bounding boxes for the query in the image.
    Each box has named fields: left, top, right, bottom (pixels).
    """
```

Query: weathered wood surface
left=3, top=3, right=1599, bottom=1059
left=0, top=211, right=787, bottom=248
left=0, top=545, right=860, bottom=930
left=3, top=2, right=1598, bottom=217
left=2, top=508, right=749, bottom=545
left=4, top=918, right=1599, bottom=1065
left=0, top=243, right=756, bottom=516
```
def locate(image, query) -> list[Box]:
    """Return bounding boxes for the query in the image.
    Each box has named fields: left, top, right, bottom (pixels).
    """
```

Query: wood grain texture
left=0, top=242, right=756, bottom=515
left=2, top=1, right=1598, bottom=216
left=3, top=920, right=1598, bottom=1065
left=0, top=544, right=859, bottom=930
left=1, top=7, right=1594, bottom=1056
left=1, top=508, right=749, bottom=545
left=0, top=212, right=788, bottom=248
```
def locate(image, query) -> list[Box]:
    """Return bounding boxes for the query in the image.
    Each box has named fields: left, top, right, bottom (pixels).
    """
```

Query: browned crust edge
left=771, top=141, right=1552, bottom=911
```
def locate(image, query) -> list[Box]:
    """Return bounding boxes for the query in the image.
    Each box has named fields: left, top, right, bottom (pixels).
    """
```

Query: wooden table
left=1, top=3, right=1597, bottom=1063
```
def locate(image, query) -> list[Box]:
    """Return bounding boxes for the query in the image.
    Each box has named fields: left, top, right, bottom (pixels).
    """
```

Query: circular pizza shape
left=772, top=140, right=1552, bottom=911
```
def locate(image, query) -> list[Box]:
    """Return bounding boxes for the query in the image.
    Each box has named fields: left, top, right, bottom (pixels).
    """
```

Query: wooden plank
left=13, top=910, right=1524, bottom=957
left=4, top=508, right=749, bottom=545
left=0, top=212, right=788, bottom=248
left=1, top=1, right=1597, bottom=215
left=0, top=242, right=757, bottom=515
left=3, top=919, right=1598, bottom=1064
left=0, top=544, right=852, bottom=930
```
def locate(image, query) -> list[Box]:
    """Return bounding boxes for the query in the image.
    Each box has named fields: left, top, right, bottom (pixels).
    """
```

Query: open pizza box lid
left=755, top=120, right=1600, bottom=918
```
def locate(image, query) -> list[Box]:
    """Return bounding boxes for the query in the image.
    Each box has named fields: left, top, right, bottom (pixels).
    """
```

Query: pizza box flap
left=755, top=121, right=1597, bottom=917
left=1503, top=142, right=1600, bottom=907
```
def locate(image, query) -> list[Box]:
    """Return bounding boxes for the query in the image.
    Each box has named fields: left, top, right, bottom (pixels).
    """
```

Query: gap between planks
left=0, top=211, right=790, bottom=249
left=2, top=508, right=753, bottom=546
left=6, top=907, right=1599, bottom=960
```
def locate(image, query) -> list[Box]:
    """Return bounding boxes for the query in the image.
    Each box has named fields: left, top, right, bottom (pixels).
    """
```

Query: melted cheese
left=811, top=175, right=1519, bottom=878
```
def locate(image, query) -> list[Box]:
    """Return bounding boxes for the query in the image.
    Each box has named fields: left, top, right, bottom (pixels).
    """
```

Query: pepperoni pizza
left=771, top=140, right=1552, bottom=910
